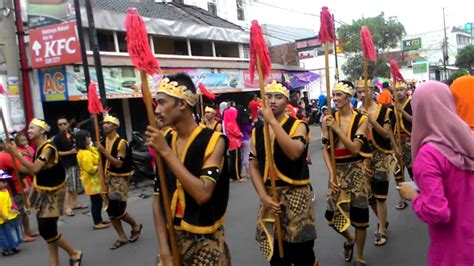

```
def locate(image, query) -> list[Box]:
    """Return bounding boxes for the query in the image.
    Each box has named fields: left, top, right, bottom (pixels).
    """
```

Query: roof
left=262, top=24, right=316, bottom=46
left=80, top=0, right=242, bottom=30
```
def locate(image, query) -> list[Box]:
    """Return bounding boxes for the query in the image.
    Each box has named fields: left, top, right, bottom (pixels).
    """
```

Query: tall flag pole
left=125, top=8, right=180, bottom=265
left=249, top=20, right=284, bottom=258
left=390, top=59, right=406, bottom=181
left=318, top=7, right=338, bottom=186
left=360, top=26, right=377, bottom=110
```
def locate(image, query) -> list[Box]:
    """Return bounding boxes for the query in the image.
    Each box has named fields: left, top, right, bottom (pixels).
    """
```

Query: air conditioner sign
left=29, top=21, right=81, bottom=69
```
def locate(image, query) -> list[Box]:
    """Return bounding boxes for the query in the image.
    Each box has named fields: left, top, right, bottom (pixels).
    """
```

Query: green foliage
left=337, top=12, right=405, bottom=53
left=449, top=68, right=469, bottom=81
left=342, top=54, right=390, bottom=82
left=455, top=45, right=474, bottom=72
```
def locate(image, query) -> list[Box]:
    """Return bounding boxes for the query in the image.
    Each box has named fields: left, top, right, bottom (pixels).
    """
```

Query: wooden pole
left=363, top=59, right=370, bottom=110
left=140, top=71, right=180, bottom=265
left=0, top=107, right=27, bottom=205
left=392, top=80, right=405, bottom=180
left=200, top=94, right=204, bottom=122
left=256, top=56, right=284, bottom=258
left=323, top=42, right=338, bottom=184
left=91, top=115, right=108, bottom=211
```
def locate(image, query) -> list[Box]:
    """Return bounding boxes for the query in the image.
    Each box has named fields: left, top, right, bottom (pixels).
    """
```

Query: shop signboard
left=402, top=38, right=422, bottom=51
left=38, top=66, right=68, bottom=101
left=242, top=70, right=282, bottom=89
left=27, top=0, right=76, bottom=29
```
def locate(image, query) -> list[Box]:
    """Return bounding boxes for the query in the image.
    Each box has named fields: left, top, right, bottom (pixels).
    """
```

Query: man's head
left=332, top=81, right=354, bottom=109
left=102, top=114, right=120, bottom=135
left=205, top=106, right=216, bottom=121
left=57, top=116, right=69, bottom=133
left=322, top=106, right=328, bottom=116
left=264, top=81, right=290, bottom=116
left=0, top=170, right=12, bottom=188
left=28, top=118, right=50, bottom=141
left=355, top=78, right=375, bottom=102
left=395, top=82, right=408, bottom=101
left=155, top=73, right=198, bottom=127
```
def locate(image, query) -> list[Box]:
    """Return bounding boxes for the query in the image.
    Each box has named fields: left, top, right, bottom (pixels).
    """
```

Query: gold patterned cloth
left=34, top=186, right=66, bottom=218
left=107, top=174, right=130, bottom=202
left=394, top=136, right=412, bottom=181
left=176, top=226, right=231, bottom=266
left=256, top=185, right=316, bottom=261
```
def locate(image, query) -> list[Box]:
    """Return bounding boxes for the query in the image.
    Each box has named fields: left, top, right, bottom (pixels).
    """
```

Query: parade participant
left=322, top=81, right=371, bottom=265
left=96, top=114, right=142, bottom=250
left=53, top=117, right=85, bottom=217
left=5, top=118, right=82, bottom=266
left=393, top=82, right=413, bottom=210
left=356, top=79, right=395, bottom=246
left=450, top=75, right=474, bottom=129
left=75, top=130, right=110, bottom=230
left=202, top=106, right=222, bottom=132
left=224, top=107, right=244, bottom=181
left=398, top=81, right=474, bottom=266
left=146, top=73, right=230, bottom=265
left=0, top=170, right=22, bottom=256
left=249, top=81, right=316, bottom=265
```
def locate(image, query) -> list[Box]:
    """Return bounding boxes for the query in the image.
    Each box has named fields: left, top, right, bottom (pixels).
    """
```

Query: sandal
left=66, top=209, right=75, bottom=217
left=129, top=224, right=143, bottom=243
left=93, top=223, right=110, bottom=230
left=69, top=251, right=83, bottom=266
left=374, top=232, right=387, bottom=246
left=73, top=205, right=88, bottom=210
left=343, top=241, right=355, bottom=262
left=29, top=232, right=40, bottom=237
left=374, top=221, right=389, bottom=236
left=396, top=200, right=408, bottom=210
left=23, top=235, right=36, bottom=242
left=353, top=260, right=367, bottom=266
left=110, top=240, right=128, bottom=250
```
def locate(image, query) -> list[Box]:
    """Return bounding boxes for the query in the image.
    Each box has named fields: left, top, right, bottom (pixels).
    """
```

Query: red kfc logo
left=29, top=21, right=81, bottom=68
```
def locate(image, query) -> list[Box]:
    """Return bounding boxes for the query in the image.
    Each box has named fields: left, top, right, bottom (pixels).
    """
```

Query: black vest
left=254, top=116, right=310, bottom=186
left=102, top=136, right=133, bottom=176
left=33, top=140, right=66, bottom=190
left=371, top=105, right=394, bottom=153
left=160, top=126, right=229, bottom=234
left=397, top=98, right=412, bottom=134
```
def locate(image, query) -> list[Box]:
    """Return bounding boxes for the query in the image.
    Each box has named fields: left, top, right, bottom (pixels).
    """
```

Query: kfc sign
left=29, top=21, right=81, bottom=68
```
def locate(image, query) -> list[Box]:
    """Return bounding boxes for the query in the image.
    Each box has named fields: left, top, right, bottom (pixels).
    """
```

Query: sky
left=248, top=0, right=474, bottom=35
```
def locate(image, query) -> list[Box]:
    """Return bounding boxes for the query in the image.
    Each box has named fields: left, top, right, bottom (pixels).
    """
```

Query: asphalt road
left=1, top=126, right=429, bottom=266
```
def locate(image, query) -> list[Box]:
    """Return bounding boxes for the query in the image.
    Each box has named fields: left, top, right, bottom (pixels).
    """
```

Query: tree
left=342, top=53, right=390, bottom=82
left=449, top=68, right=469, bottom=81
left=455, top=45, right=474, bottom=72
left=338, top=13, right=405, bottom=81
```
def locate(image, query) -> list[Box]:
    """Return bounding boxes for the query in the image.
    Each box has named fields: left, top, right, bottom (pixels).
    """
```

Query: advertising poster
left=38, top=66, right=68, bottom=101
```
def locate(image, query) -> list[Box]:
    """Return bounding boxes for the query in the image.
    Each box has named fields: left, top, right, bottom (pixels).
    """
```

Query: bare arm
left=58, top=148, right=77, bottom=157
left=400, top=109, right=413, bottom=122
left=97, top=141, right=125, bottom=169
left=368, top=116, right=391, bottom=139
left=270, top=121, right=307, bottom=160
left=9, top=145, right=50, bottom=174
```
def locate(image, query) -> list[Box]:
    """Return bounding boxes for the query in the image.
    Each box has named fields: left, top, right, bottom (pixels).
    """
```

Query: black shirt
left=53, top=131, right=77, bottom=168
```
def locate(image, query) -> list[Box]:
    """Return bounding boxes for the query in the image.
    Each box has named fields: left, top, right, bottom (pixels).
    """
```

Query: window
left=190, top=40, right=213, bottom=56
left=172, top=0, right=184, bottom=3
left=153, top=36, right=189, bottom=55
left=96, top=30, right=115, bottom=52
left=208, top=2, right=217, bottom=15
left=215, top=42, right=239, bottom=57
left=174, top=39, right=189, bottom=55
left=116, top=32, right=128, bottom=53
left=236, top=0, right=244, bottom=21
left=242, top=44, right=250, bottom=59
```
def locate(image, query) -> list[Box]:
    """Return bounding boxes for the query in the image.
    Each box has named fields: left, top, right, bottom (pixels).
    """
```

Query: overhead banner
left=27, top=0, right=75, bottom=29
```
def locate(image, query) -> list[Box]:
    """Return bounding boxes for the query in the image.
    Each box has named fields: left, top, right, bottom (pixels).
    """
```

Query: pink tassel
left=360, top=26, right=377, bottom=61
left=0, top=85, right=6, bottom=95
left=125, top=8, right=160, bottom=75
left=390, top=59, right=405, bottom=82
left=249, top=20, right=272, bottom=82
left=87, top=83, right=104, bottom=115
left=318, top=7, right=335, bottom=44
left=198, top=83, right=216, bottom=100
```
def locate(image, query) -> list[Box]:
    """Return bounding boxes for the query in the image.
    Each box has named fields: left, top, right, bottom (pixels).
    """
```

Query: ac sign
left=29, top=21, right=82, bottom=69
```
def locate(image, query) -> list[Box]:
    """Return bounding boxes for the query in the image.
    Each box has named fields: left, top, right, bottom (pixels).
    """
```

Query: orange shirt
left=377, top=89, right=392, bottom=105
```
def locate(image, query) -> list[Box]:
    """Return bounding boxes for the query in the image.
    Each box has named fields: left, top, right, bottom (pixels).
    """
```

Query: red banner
left=29, top=21, right=81, bottom=69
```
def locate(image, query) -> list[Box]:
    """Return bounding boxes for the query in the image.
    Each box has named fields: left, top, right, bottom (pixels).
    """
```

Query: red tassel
left=0, top=85, right=6, bottom=95
left=198, top=83, right=216, bottom=100
left=360, top=26, right=377, bottom=61
left=390, top=59, right=405, bottom=82
left=87, top=83, right=104, bottom=115
left=249, top=20, right=272, bottom=82
left=125, top=8, right=160, bottom=75
left=318, top=7, right=335, bottom=44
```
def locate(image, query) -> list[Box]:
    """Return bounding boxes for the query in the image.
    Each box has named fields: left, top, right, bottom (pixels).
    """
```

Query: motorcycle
left=129, top=131, right=155, bottom=188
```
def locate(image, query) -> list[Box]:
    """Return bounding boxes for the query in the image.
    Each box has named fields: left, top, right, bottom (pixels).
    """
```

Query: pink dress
left=412, top=144, right=474, bottom=266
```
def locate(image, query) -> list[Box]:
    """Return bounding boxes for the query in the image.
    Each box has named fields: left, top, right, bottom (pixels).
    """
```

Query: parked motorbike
left=129, top=131, right=155, bottom=187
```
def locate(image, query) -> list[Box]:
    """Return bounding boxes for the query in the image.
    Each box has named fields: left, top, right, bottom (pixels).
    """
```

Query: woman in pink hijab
left=224, top=107, right=244, bottom=181
left=398, top=81, right=474, bottom=266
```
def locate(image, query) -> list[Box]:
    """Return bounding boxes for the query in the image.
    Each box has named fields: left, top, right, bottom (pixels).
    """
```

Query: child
left=0, top=170, right=22, bottom=256
left=14, top=132, right=34, bottom=191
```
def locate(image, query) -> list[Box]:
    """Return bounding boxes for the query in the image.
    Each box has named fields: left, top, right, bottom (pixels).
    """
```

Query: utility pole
left=442, top=7, right=448, bottom=80
left=73, top=0, right=90, bottom=86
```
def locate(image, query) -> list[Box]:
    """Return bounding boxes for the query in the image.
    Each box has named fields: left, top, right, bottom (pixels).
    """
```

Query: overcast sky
left=249, top=0, right=474, bottom=35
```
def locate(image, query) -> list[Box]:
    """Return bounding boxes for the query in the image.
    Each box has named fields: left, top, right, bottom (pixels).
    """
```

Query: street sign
left=412, top=61, right=428, bottom=74
left=402, top=38, right=422, bottom=51
left=29, top=21, right=81, bottom=69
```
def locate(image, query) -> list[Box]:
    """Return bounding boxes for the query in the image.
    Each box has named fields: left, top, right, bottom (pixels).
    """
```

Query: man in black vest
left=6, top=119, right=82, bottom=266
left=146, top=73, right=230, bottom=265
left=96, top=115, right=142, bottom=250
left=249, top=81, right=316, bottom=265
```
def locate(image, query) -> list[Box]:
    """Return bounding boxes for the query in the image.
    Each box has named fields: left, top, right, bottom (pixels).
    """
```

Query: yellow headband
left=395, top=82, right=408, bottom=89
left=205, top=106, right=216, bottom=114
left=157, top=78, right=198, bottom=107
left=265, top=80, right=289, bottom=98
left=333, top=82, right=354, bottom=96
left=355, top=77, right=374, bottom=88
left=30, top=118, right=50, bottom=132
left=103, top=115, right=120, bottom=127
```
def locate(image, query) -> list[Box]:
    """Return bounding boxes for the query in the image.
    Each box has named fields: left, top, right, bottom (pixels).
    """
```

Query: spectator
left=450, top=75, right=474, bottom=130
left=236, top=105, right=252, bottom=180
left=0, top=170, right=22, bottom=256
left=224, top=107, right=244, bottom=181
left=248, top=94, right=261, bottom=123
left=377, top=82, right=393, bottom=105
left=398, top=81, right=474, bottom=266
left=14, top=132, right=34, bottom=191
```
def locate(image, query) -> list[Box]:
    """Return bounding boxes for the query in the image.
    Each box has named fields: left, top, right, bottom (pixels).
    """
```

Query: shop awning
left=282, top=71, right=320, bottom=90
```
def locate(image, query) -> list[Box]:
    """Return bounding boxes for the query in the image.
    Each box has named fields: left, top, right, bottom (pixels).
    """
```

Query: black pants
left=229, top=149, right=242, bottom=180
left=90, top=194, right=104, bottom=225
left=270, top=240, right=316, bottom=266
